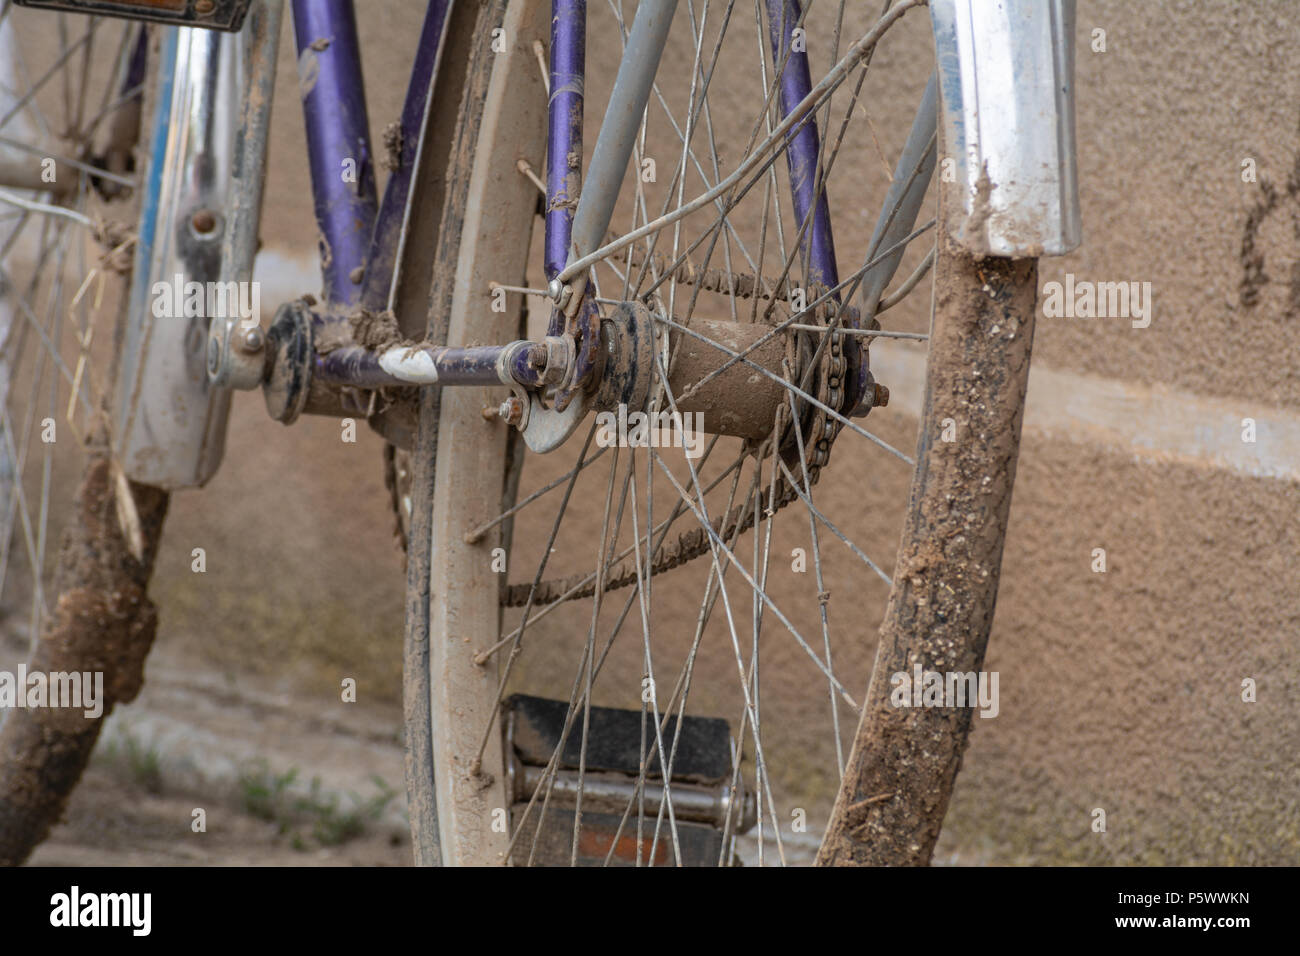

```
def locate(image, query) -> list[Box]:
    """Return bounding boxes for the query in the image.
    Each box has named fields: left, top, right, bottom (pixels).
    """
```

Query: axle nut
left=498, top=396, right=525, bottom=427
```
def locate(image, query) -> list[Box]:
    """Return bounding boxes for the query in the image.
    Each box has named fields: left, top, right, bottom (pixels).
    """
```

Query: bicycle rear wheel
left=403, top=0, right=1035, bottom=866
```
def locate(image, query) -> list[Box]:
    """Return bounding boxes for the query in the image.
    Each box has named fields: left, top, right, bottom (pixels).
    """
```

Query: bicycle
left=0, top=0, right=1079, bottom=865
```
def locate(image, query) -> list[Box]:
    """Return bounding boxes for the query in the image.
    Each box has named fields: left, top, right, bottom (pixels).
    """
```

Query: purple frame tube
left=292, top=0, right=377, bottom=307
left=545, top=0, right=586, bottom=281
left=765, top=0, right=840, bottom=295
left=766, top=0, right=869, bottom=413
left=294, top=0, right=865, bottom=414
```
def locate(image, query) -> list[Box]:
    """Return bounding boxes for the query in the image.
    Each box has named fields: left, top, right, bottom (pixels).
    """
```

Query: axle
left=255, top=298, right=884, bottom=446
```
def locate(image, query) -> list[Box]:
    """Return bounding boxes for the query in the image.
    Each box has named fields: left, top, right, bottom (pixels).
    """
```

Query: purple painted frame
left=357, top=0, right=454, bottom=313
left=764, top=0, right=868, bottom=414
left=291, top=0, right=376, bottom=307
left=765, top=0, right=840, bottom=295
left=545, top=0, right=585, bottom=283
left=290, top=0, right=455, bottom=313
left=290, top=0, right=482, bottom=388
left=287, top=0, right=853, bottom=402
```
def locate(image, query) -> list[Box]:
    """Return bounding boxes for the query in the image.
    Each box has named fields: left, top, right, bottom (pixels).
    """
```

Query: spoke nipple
left=873, top=383, right=890, bottom=408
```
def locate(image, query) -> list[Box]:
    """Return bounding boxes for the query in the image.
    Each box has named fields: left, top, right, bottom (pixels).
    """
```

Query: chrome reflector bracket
left=113, top=1, right=281, bottom=488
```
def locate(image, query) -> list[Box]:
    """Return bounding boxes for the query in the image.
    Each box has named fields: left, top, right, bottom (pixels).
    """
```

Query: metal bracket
left=113, top=4, right=282, bottom=489
left=521, top=389, right=591, bottom=454
left=208, top=0, right=282, bottom=391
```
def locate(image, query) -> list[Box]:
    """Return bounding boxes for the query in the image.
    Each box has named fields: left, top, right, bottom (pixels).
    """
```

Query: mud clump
left=0, top=452, right=169, bottom=865
left=349, top=308, right=405, bottom=350
left=382, top=122, right=403, bottom=172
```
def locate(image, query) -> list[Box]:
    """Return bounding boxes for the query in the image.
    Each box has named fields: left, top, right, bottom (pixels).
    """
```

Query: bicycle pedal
left=504, top=694, right=755, bottom=866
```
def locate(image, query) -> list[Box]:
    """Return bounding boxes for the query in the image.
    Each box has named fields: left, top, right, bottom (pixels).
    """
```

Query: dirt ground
left=29, top=764, right=410, bottom=866
left=3, top=632, right=412, bottom=866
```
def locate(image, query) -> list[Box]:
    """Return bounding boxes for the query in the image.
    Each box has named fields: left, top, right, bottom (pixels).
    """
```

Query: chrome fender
left=930, top=0, right=1081, bottom=257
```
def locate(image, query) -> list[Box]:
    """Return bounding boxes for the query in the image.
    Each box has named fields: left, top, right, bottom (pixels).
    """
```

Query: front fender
left=930, top=0, right=1082, bottom=257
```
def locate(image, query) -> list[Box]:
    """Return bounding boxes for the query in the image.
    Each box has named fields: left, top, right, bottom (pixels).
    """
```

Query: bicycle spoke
left=461, top=0, right=942, bottom=865
left=0, top=20, right=99, bottom=135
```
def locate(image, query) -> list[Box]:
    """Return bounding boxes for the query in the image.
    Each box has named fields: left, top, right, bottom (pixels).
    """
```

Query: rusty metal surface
left=510, top=806, right=724, bottom=866
left=665, top=315, right=789, bottom=441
